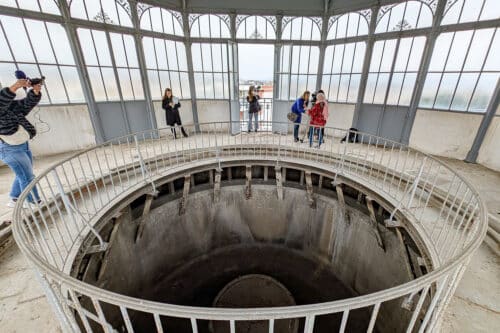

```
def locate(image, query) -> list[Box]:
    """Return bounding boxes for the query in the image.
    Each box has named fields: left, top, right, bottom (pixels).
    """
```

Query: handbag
left=0, top=125, right=30, bottom=145
left=287, top=112, right=298, bottom=122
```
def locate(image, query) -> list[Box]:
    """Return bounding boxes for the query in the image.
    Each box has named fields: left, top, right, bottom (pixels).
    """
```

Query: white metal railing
left=12, top=121, right=487, bottom=333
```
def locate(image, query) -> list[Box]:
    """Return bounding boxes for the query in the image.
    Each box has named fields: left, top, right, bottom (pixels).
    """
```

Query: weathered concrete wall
left=326, top=103, right=355, bottom=133
left=153, top=99, right=194, bottom=128
left=477, top=115, right=500, bottom=172
left=27, top=104, right=96, bottom=156
left=409, top=109, right=482, bottom=160
left=197, top=100, right=230, bottom=124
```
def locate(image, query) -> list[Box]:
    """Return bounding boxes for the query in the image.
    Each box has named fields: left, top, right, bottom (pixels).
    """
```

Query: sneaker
left=6, top=199, right=17, bottom=208
left=22, top=200, right=42, bottom=210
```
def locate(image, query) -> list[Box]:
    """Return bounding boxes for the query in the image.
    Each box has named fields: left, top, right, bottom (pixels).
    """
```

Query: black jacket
left=246, top=95, right=261, bottom=113
left=162, top=97, right=182, bottom=126
left=0, top=88, right=41, bottom=139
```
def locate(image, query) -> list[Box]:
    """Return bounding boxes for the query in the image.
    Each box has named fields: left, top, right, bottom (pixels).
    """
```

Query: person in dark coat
left=0, top=79, right=42, bottom=208
left=162, top=88, right=188, bottom=138
left=246, top=85, right=261, bottom=132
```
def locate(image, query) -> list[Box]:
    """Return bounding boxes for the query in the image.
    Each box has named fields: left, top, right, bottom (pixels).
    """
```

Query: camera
left=311, top=89, right=324, bottom=105
left=15, top=70, right=46, bottom=87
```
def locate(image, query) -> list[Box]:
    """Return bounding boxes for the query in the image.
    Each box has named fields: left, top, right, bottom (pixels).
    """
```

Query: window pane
left=165, top=40, right=179, bottom=71
left=101, top=67, right=119, bottom=100
left=429, top=33, right=453, bottom=71
left=143, top=38, right=157, bottom=69
left=0, top=27, right=13, bottom=61
left=484, top=30, right=500, bottom=71
left=464, top=29, right=495, bottom=71
left=469, top=73, right=498, bottom=112
left=204, top=73, right=214, bottom=98
left=373, top=73, right=390, bottom=104
left=280, top=74, right=289, bottom=100
left=176, top=43, right=188, bottom=71
left=39, top=65, right=67, bottom=103
left=338, top=74, right=350, bottom=102
left=180, top=72, right=190, bottom=98
left=451, top=73, right=479, bottom=111
left=92, top=30, right=112, bottom=67
left=155, top=38, right=168, bottom=69
left=435, top=73, right=459, bottom=109
left=87, top=66, right=106, bottom=101
left=1, top=16, right=35, bottom=62
left=130, top=69, right=144, bottom=100
left=481, top=0, right=500, bottom=21
left=46, top=23, right=75, bottom=65
left=387, top=73, right=404, bottom=105
left=364, top=74, right=377, bottom=103
left=78, top=29, right=98, bottom=66
left=194, top=72, right=205, bottom=98
left=123, top=35, right=138, bottom=68
left=24, top=20, right=54, bottom=63
left=329, top=75, right=341, bottom=101
left=399, top=73, right=417, bottom=106
left=347, top=74, right=360, bottom=103
left=118, top=68, right=133, bottom=100
left=420, top=73, right=441, bottom=108
left=147, top=70, right=161, bottom=99
left=445, top=31, right=473, bottom=71
left=110, top=34, right=127, bottom=67
left=380, top=40, right=397, bottom=72
left=352, top=43, right=366, bottom=72
left=59, top=66, right=84, bottom=103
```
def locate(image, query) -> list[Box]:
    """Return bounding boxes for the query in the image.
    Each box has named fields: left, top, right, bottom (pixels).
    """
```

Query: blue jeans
left=0, top=142, right=40, bottom=203
left=248, top=112, right=259, bottom=131
left=293, top=123, right=300, bottom=140
left=309, top=127, right=324, bottom=148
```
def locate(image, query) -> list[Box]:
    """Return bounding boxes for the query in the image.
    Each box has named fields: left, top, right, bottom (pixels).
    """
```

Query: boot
left=181, top=127, right=188, bottom=138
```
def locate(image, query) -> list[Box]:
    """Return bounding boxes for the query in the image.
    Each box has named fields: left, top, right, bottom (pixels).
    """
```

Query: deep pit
left=76, top=165, right=424, bottom=333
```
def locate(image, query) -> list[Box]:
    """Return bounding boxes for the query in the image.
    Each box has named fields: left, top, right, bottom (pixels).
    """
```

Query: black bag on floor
left=341, top=128, right=360, bottom=143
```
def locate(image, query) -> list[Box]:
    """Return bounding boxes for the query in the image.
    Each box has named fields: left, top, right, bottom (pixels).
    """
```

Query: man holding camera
left=0, top=78, right=42, bottom=208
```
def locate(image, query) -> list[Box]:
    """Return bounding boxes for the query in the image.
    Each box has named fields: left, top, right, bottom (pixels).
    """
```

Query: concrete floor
left=0, top=140, right=498, bottom=332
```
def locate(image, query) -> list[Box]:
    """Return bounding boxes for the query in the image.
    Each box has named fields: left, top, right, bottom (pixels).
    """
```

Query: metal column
left=57, top=0, right=105, bottom=143
left=273, top=15, right=283, bottom=102
left=400, top=0, right=447, bottom=144
left=129, top=0, right=158, bottom=131
left=352, top=5, right=379, bottom=128
left=465, top=79, right=500, bottom=162
left=182, top=9, right=200, bottom=132
left=315, top=1, right=330, bottom=92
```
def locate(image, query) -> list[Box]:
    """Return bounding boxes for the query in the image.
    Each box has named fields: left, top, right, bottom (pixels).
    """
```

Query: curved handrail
left=11, top=121, right=488, bottom=332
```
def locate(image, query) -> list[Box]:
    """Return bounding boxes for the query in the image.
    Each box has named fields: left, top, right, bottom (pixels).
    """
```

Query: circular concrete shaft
left=212, top=274, right=298, bottom=333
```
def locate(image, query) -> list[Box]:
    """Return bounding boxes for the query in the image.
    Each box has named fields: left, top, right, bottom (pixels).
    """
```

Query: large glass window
left=279, top=45, right=319, bottom=100
left=364, top=36, right=426, bottom=105
left=236, top=16, right=276, bottom=40
left=191, top=43, right=229, bottom=99
left=138, top=5, right=184, bottom=36
left=420, top=28, right=499, bottom=112
left=190, top=15, right=230, bottom=38
left=70, top=0, right=132, bottom=27
left=323, top=42, right=366, bottom=103
left=0, top=15, right=84, bottom=104
left=0, top=0, right=60, bottom=14
left=376, top=1, right=433, bottom=33
left=282, top=17, right=322, bottom=41
left=327, top=12, right=369, bottom=40
left=78, top=29, right=143, bottom=101
left=143, top=37, right=189, bottom=99
left=442, top=0, right=500, bottom=25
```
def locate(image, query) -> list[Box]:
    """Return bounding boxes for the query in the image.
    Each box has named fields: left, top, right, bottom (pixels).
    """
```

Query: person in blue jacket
left=291, top=91, right=310, bottom=142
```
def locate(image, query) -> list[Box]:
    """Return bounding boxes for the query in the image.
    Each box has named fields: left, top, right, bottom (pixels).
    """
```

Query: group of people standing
left=291, top=90, right=329, bottom=148
left=244, top=86, right=329, bottom=148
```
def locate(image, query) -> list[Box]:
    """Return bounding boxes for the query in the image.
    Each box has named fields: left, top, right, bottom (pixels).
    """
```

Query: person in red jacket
left=307, top=92, right=328, bottom=148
